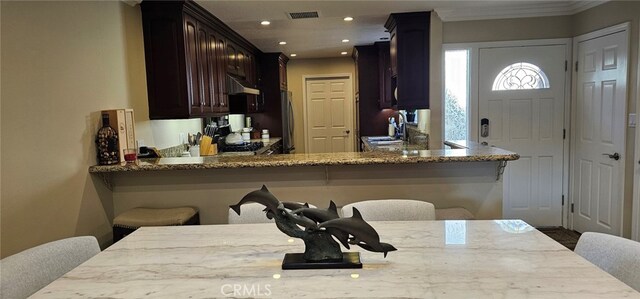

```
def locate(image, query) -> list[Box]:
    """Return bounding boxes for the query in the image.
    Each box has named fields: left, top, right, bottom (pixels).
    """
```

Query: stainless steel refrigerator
left=281, top=91, right=295, bottom=154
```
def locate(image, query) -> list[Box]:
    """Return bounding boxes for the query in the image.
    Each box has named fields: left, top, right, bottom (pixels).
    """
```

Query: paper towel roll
left=417, top=109, right=430, bottom=134
left=228, top=114, right=245, bottom=132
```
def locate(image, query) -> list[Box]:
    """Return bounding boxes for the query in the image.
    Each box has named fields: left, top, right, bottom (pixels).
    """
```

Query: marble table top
left=31, top=221, right=638, bottom=298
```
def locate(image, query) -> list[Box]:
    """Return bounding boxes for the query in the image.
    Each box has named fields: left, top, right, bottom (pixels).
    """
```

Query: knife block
left=200, top=136, right=218, bottom=156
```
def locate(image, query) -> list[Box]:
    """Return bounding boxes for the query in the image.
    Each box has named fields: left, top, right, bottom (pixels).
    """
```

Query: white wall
left=0, top=1, right=199, bottom=257
left=112, top=162, right=503, bottom=224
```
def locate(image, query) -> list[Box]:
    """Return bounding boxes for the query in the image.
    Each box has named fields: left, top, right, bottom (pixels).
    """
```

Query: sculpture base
left=282, top=252, right=362, bottom=270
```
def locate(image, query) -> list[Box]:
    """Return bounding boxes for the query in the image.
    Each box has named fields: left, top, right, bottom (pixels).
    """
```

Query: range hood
left=226, top=74, right=260, bottom=95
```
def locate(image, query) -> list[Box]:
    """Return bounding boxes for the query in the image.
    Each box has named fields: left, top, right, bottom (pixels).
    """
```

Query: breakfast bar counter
left=89, top=141, right=518, bottom=173
left=86, top=142, right=518, bottom=226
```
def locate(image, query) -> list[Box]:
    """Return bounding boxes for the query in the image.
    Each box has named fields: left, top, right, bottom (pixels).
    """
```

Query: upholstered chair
left=574, top=232, right=640, bottom=291
left=341, top=199, right=436, bottom=221
left=0, top=236, right=101, bottom=298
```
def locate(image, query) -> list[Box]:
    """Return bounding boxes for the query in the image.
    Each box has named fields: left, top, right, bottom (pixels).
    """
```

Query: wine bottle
left=96, top=113, right=120, bottom=165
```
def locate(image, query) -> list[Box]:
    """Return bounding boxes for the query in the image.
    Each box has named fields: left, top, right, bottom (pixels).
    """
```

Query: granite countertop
left=89, top=141, right=518, bottom=173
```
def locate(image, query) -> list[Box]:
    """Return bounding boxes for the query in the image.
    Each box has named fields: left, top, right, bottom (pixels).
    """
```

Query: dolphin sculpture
left=291, top=201, right=339, bottom=222
left=229, top=185, right=280, bottom=216
left=263, top=202, right=309, bottom=219
left=277, top=204, right=318, bottom=229
left=318, top=207, right=397, bottom=257
left=282, top=202, right=310, bottom=210
left=291, top=201, right=351, bottom=249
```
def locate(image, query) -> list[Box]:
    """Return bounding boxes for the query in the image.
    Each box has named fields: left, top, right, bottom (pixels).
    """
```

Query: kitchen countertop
left=89, top=141, right=518, bottom=173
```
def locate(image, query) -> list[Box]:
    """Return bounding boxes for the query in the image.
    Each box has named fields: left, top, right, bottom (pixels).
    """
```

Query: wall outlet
left=629, top=113, right=636, bottom=128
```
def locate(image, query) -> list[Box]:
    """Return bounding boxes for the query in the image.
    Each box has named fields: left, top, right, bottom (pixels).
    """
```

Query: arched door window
left=492, top=62, right=550, bottom=90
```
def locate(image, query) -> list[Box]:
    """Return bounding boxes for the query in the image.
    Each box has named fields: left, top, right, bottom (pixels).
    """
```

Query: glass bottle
left=96, top=113, right=120, bottom=165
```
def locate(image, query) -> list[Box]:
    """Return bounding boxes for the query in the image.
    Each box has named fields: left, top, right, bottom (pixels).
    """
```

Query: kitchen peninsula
left=90, top=141, right=518, bottom=224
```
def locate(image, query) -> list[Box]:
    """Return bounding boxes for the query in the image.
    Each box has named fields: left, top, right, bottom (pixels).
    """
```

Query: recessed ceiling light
left=261, top=20, right=270, bottom=26
left=342, top=39, right=350, bottom=43
left=279, top=41, right=287, bottom=45
left=341, top=51, right=348, bottom=55
left=290, top=54, right=297, bottom=57
left=343, top=16, right=353, bottom=22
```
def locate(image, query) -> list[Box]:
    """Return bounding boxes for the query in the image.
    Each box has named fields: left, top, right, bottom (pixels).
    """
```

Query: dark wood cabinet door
left=244, top=53, right=253, bottom=83
left=183, top=13, right=202, bottom=116
left=215, top=37, right=228, bottom=112
left=226, top=42, right=238, bottom=75
left=204, top=27, right=220, bottom=113
left=389, top=29, right=398, bottom=77
left=197, top=23, right=214, bottom=114
left=385, top=12, right=430, bottom=110
left=236, top=49, right=246, bottom=78
left=245, top=53, right=259, bottom=112
left=377, top=42, right=393, bottom=109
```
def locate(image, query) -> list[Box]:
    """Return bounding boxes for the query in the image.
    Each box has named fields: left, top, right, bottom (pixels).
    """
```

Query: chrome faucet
left=397, top=111, right=407, bottom=142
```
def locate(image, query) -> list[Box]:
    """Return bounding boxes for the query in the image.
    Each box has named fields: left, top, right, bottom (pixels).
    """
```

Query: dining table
left=30, top=220, right=638, bottom=298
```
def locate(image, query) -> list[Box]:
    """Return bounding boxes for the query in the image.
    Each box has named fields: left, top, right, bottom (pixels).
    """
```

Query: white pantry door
left=305, top=77, right=354, bottom=153
left=479, top=45, right=567, bottom=226
left=572, top=30, right=628, bottom=235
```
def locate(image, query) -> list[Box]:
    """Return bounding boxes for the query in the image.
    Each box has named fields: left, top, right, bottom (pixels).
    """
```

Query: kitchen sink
left=366, top=136, right=397, bottom=142
left=372, top=140, right=404, bottom=145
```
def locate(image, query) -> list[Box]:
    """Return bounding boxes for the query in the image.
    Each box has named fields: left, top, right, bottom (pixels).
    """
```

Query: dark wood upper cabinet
left=376, top=41, right=393, bottom=109
left=141, top=0, right=260, bottom=119
left=389, top=30, right=397, bottom=77
left=248, top=53, right=288, bottom=136
left=353, top=45, right=395, bottom=137
left=183, top=13, right=202, bottom=116
left=385, top=12, right=430, bottom=110
left=236, top=49, right=246, bottom=78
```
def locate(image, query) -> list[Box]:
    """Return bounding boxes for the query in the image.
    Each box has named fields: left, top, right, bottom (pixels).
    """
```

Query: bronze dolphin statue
left=318, top=207, right=397, bottom=257
left=291, top=201, right=351, bottom=249
left=282, top=202, right=310, bottom=210
left=292, top=201, right=339, bottom=222
left=229, top=185, right=280, bottom=216
left=277, top=204, right=318, bottom=229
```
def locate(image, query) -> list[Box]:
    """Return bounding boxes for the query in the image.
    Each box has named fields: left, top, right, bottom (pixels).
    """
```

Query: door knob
left=345, top=130, right=351, bottom=134
left=602, top=153, right=620, bottom=160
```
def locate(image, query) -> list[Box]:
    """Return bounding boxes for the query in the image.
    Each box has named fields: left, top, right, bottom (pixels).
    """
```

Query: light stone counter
left=31, top=220, right=638, bottom=298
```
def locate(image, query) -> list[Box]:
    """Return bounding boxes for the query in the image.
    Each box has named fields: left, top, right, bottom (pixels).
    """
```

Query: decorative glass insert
left=492, top=62, right=550, bottom=90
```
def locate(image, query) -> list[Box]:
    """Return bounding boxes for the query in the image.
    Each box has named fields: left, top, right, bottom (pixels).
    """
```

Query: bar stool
left=113, top=207, right=200, bottom=242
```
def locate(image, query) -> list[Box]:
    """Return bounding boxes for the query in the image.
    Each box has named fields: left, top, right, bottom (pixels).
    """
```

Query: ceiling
left=195, top=0, right=605, bottom=59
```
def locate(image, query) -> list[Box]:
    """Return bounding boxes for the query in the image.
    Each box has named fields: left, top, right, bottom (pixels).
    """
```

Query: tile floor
left=536, top=227, right=582, bottom=250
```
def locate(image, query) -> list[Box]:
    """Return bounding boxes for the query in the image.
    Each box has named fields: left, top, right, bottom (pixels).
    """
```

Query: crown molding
left=436, top=1, right=608, bottom=22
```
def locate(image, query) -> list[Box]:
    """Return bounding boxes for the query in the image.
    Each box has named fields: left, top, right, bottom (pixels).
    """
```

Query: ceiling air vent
left=287, top=11, right=320, bottom=20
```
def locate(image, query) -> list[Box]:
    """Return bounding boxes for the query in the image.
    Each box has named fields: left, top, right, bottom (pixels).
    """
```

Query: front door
left=305, top=77, right=354, bottom=153
left=572, top=30, right=628, bottom=236
left=479, top=44, right=567, bottom=226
